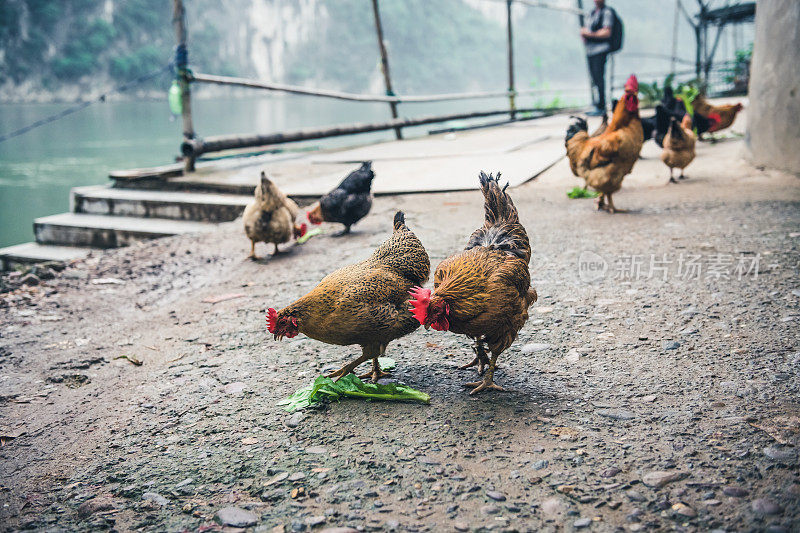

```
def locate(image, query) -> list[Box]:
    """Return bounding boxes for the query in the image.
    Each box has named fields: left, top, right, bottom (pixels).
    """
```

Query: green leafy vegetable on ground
left=567, top=187, right=599, bottom=199
left=297, top=227, right=324, bottom=244
left=277, top=358, right=428, bottom=412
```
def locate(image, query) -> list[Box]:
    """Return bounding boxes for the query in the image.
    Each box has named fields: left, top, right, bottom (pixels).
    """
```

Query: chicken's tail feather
left=467, top=172, right=530, bottom=262
left=393, top=211, right=406, bottom=231
left=565, top=116, right=588, bottom=142
left=478, top=171, right=518, bottom=226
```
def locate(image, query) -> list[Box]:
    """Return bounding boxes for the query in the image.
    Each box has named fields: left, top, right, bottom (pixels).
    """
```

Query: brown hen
left=267, top=211, right=429, bottom=382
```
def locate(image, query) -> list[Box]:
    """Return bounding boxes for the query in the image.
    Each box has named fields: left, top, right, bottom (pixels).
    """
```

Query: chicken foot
left=249, top=240, right=259, bottom=260
left=464, top=351, right=505, bottom=394
left=669, top=168, right=678, bottom=184
left=458, top=340, right=491, bottom=374
left=595, top=193, right=606, bottom=211
left=325, top=347, right=374, bottom=382
left=358, top=344, right=391, bottom=382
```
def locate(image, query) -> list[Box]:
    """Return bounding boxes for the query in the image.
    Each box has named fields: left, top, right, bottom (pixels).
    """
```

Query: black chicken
left=306, top=161, right=374, bottom=235
left=641, top=86, right=711, bottom=146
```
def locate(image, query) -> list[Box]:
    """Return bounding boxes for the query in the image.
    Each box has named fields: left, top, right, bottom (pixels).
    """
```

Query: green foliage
left=567, top=187, right=599, bottom=199
left=109, top=46, right=163, bottom=80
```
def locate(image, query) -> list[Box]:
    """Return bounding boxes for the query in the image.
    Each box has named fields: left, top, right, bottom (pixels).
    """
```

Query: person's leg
left=587, top=55, right=599, bottom=108
left=595, top=53, right=608, bottom=110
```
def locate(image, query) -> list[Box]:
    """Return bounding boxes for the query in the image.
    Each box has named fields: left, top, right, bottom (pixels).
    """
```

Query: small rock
left=286, top=412, right=306, bottom=428
left=626, top=490, right=646, bottom=502
left=565, top=350, right=580, bottom=364
left=306, top=446, right=327, bottom=454
left=454, top=522, right=469, bottom=532
left=77, top=497, right=114, bottom=517
left=175, top=478, right=194, bottom=488
left=289, top=472, right=306, bottom=482
left=642, top=471, right=685, bottom=488
left=305, top=516, right=326, bottom=527
left=320, top=529, right=358, bottom=533
left=597, top=409, right=635, bottom=421
left=486, top=490, right=506, bottom=501
left=600, top=467, right=620, bottom=478
left=480, top=504, right=500, bottom=515
left=541, top=497, right=565, bottom=516
left=20, top=273, right=40, bottom=286
left=751, top=498, right=783, bottom=515
left=763, top=446, right=797, bottom=464
left=223, top=382, right=246, bottom=395
left=703, top=499, right=721, bottom=506
left=142, top=492, right=169, bottom=506
left=671, top=502, right=696, bottom=518
left=680, top=307, right=700, bottom=316
left=215, top=506, right=259, bottom=527
left=722, top=486, right=748, bottom=497
left=265, top=472, right=289, bottom=486
left=521, top=343, right=551, bottom=354
left=663, top=341, right=680, bottom=351
left=574, top=518, right=592, bottom=529
left=532, top=459, right=549, bottom=470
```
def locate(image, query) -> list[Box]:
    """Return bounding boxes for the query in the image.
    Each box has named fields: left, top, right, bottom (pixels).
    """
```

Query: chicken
left=692, top=94, right=743, bottom=134
left=565, top=74, right=644, bottom=213
left=306, top=161, right=374, bottom=235
left=267, top=211, right=429, bottom=382
left=641, top=104, right=680, bottom=147
left=243, top=172, right=306, bottom=259
left=408, top=172, right=537, bottom=394
left=661, top=115, right=696, bottom=183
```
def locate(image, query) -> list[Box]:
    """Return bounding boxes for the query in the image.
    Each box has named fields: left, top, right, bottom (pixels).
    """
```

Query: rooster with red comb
left=267, top=211, right=429, bottom=382
left=565, top=74, right=644, bottom=213
left=408, top=172, right=537, bottom=394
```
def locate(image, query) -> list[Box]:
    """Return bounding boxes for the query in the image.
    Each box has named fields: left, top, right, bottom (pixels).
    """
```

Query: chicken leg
left=595, top=193, right=606, bottom=211
left=273, top=243, right=280, bottom=255
left=669, top=168, right=678, bottom=184
left=459, top=340, right=490, bottom=374
left=358, top=344, right=391, bottom=382
left=249, top=240, right=258, bottom=260
left=464, top=351, right=505, bottom=394
left=605, top=194, right=617, bottom=214
left=325, top=346, right=374, bottom=382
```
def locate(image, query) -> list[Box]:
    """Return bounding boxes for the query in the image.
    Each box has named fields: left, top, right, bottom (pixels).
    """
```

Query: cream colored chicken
left=243, top=172, right=306, bottom=259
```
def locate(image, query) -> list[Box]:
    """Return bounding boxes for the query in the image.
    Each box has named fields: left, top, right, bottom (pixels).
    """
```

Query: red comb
left=625, top=74, right=638, bottom=93
left=266, top=308, right=278, bottom=333
left=408, top=286, right=431, bottom=325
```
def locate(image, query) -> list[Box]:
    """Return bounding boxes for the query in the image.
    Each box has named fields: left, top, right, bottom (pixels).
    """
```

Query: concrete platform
left=0, top=243, right=96, bottom=271
left=72, top=186, right=251, bottom=222
left=34, top=213, right=217, bottom=249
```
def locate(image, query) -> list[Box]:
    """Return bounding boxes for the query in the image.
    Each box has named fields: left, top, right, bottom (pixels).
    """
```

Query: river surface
left=0, top=94, right=538, bottom=248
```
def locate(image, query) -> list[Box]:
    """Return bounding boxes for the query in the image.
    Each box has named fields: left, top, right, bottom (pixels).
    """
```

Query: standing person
left=581, top=0, right=614, bottom=116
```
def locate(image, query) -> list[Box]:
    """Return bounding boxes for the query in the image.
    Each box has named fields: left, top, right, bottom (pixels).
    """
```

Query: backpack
left=607, top=6, right=624, bottom=53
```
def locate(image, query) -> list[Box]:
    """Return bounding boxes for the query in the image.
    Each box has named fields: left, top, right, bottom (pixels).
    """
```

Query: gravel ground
left=1, top=135, right=799, bottom=532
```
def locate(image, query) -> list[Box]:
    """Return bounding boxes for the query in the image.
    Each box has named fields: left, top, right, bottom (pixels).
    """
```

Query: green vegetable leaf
left=297, top=227, right=324, bottom=244
left=278, top=372, right=429, bottom=412
left=567, top=187, right=599, bottom=199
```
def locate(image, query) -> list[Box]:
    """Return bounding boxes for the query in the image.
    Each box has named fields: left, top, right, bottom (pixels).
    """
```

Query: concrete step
left=0, top=242, right=97, bottom=271
left=72, top=186, right=251, bottom=222
left=34, top=213, right=218, bottom=249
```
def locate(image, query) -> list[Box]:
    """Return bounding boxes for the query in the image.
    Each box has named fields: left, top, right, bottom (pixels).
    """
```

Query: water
left=0, top=93, right=531, bottom=248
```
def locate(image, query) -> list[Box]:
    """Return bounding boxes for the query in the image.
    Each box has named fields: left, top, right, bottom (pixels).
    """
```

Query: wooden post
left=370, top=0, right=402, bottom=140
left=506, top=0, right=516, bottom=120
left=172, top=0, right=195, bottom=172
left=575, top=0, right=594, bottom=107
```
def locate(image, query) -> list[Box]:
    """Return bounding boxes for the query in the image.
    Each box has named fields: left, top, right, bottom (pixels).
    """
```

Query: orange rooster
left=267, top=211, right=429, bottom=382
left=565, top=74, right=644, bottom=213
left=409, top=172, right=537, bottom=394
left=692, top=94, right=743, bottom=134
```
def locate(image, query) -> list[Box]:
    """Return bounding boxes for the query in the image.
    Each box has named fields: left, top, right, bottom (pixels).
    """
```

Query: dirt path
left=1, top=135, right=799, bottom=532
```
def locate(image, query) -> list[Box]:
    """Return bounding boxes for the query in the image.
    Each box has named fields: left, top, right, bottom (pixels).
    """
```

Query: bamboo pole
left=172, top=0, right=195, bottom=172
left=506, top=0, right=516, bottom=120
left=370, top=0, right=402, bottom=140
left=180, top=106, right=574, bottom=159
left=190, top=72, right=575, bottom=102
